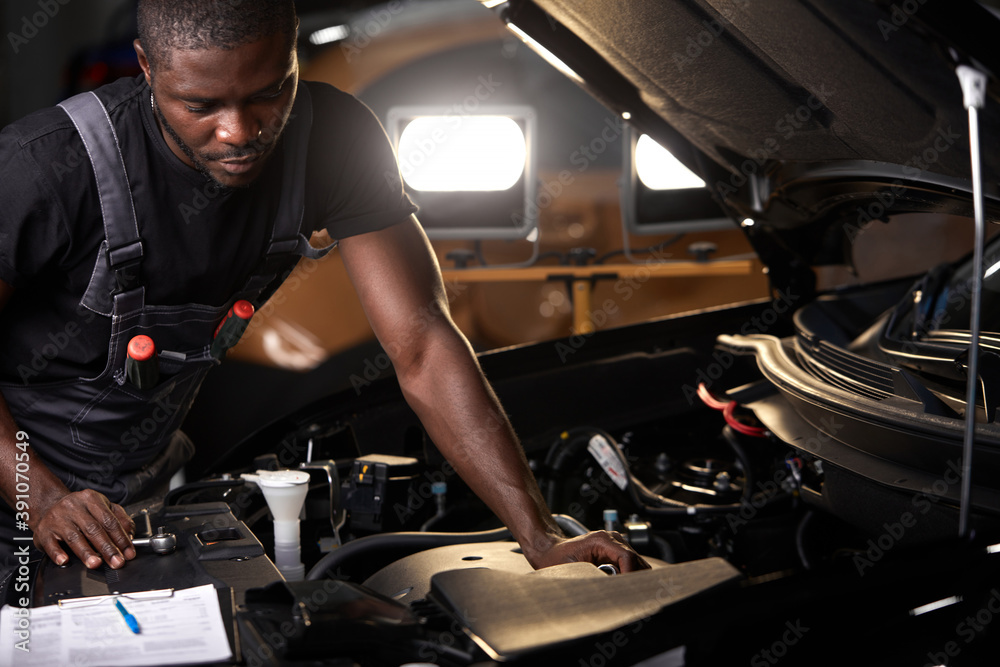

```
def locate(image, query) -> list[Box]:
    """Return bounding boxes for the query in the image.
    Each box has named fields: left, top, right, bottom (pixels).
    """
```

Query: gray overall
left=0, top=84, right=335, bottom=563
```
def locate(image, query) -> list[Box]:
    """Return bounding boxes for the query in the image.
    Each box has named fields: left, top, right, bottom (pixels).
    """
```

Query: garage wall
left=2, top=0, right=132, bottom=126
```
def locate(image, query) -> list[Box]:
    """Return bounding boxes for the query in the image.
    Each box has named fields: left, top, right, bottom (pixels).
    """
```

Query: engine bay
left=19, top=296, right=998, bottom=665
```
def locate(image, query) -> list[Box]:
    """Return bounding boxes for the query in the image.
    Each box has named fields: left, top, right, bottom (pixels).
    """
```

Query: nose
left=215, top=106, right=261, bottom=147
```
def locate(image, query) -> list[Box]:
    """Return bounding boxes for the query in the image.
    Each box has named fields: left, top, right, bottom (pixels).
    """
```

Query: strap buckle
left=107, top=239, right=144, bottom=293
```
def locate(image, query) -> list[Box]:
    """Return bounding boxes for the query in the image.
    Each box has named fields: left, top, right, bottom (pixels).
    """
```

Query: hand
left=525, top=530, right=652, bottom=572
left=33, top=489, right=136, bottom=569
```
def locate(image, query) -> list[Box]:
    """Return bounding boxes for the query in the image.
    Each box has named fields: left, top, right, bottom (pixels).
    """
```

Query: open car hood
left=495, top=0, right=1000, bottom=292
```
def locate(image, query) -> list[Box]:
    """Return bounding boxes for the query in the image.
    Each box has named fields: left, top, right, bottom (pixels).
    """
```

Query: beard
left=151, top=94, right=280, bottom=192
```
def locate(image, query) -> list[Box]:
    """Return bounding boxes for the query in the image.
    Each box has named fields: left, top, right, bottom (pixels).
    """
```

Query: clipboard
left=0, top=583, right=235, bottom=666
left=55, top=586, right=240, bottom=663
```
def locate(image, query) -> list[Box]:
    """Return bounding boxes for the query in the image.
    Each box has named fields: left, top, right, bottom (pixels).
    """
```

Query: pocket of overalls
left=68, top=350, right=216, bottom=469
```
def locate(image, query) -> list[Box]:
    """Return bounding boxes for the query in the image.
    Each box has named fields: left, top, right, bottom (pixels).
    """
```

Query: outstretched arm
left=0, top=280, right=135, bottom=569
left=338, top=217, right=648, bottom=571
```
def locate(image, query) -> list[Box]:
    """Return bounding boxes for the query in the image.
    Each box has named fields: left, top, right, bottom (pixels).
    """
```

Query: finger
left=112, top=503, right=135, bottom=538
left=62, top=527, right=104, bottom=569
left=106, top=504, right=136, bottom=559
left=85, top=517, right=127, bottom=569
left=65, top=506, right=127, bottom=569
left=590, top=532, right=650, bottom=573
left=34, top=533, right=70, bottom=567
left=116, top=505, right=137, bottom=560
left=617, top=542, right=653, bottom=572
left=616, top=553, right=637, bottom=573
left=619, top=552, right=652, bottom=572
left=607, top=531, right=632, bottom=548
left=75, top=494, right=130, bottom=568
left=42, top=491, right=130, bottom=568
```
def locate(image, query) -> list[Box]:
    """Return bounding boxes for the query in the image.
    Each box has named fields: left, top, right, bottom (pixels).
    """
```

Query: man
left=0, top=0, right=646, bottom=576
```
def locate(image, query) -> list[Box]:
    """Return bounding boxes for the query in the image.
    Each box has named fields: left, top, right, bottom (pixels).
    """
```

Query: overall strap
left=245, top=84, right=337, bottom=307
left=272, top=83, right=314, bottom=254
left=58, top=92, right=144, bottom=309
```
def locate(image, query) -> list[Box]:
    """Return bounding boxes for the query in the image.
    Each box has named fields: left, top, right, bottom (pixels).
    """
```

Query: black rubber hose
left=721, top=425, right=755, bottom=505
left=651, top=535, right=676, bottom=563
left=570, top=425, right=704, bottom=514
left=542, top=431, right=592, bottom=509
left=163, top=478, right=247, bottom=506
left=795, top=510, right=816, bottom=571
left=555, top=513, right=589, bottom=536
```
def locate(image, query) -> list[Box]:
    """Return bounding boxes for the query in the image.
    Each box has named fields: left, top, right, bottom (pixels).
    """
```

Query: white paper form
left=0, top=583, right=232, bottom=667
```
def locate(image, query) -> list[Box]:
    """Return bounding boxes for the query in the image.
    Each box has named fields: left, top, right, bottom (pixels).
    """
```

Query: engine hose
left=543, top=431, right=593, bottom=509
left=163, top=477, right=247, bottom=507
left=306, top=514, right=588, bottom=581
left=544, top=426, right=679, bottom=507
left=796, top=510, right=816, bottom=571
left=651, top=535, right=676, bottom=563
left=555, top=513, right=590, bottom=536
left=575, top=425, right=776, bottom=518
left=573, top=425, right=706, bottom=513
left=721, top=425, right=755, bottom=505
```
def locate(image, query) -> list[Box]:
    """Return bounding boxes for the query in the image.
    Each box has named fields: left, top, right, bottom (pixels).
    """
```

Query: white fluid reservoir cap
left=243, top=469, right=311, bottom=488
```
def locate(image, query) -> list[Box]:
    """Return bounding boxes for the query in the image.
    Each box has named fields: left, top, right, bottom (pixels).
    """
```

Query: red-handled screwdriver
left=211, top=300, right=255, bottom=358
left=126, top=335, right=159, bottom=389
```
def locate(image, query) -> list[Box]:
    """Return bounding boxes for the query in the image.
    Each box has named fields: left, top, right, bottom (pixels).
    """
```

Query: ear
left=134, top=39, right=153, bottom=86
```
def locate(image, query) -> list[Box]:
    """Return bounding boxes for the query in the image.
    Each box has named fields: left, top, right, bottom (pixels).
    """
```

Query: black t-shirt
left=0, top=75, right=416, bottom=382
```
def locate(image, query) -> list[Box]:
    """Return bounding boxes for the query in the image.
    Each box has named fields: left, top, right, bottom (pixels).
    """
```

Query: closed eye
left=256, top=89, right=284, bottom=101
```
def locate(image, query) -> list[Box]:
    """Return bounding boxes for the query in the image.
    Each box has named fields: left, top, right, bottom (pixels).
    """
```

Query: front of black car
left=432, top=0, right=1000, bottom=662
left=15, top=1, right=1000, bottom=664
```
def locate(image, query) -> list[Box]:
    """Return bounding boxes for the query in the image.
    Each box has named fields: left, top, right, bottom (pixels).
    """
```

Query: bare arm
left=338, top=218, right=648, bottom=571
left=0, top=279, right=134, bottom=569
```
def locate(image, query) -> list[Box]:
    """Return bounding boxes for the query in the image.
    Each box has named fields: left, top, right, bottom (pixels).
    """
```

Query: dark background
left=2, top=0, right=137, bottom=126
left=0, top=0, right=399, bottom=127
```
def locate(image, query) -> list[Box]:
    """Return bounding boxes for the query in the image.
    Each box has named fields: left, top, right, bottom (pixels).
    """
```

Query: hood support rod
left=956, top=64, right=988, bottom=539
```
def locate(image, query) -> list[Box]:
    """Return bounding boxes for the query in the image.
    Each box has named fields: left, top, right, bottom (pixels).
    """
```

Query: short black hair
left=137, top=0, right=298, bottom=71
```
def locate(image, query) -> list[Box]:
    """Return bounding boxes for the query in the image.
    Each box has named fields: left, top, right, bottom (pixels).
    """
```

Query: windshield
left=925, top=231, right=1000, bottom=335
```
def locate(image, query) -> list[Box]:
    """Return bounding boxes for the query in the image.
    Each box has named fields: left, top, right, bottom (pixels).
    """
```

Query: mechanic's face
left=134, top=32, right=298, bottom=189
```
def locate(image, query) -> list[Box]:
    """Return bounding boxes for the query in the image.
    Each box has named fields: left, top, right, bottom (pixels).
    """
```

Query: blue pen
left=114, top=598, right=141, bottom=634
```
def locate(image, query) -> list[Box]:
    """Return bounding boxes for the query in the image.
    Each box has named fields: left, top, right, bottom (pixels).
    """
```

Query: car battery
left=340, top=454, right=421, bottom=533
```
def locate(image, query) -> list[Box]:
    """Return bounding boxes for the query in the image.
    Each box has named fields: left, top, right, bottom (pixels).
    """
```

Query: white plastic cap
left=956, top=65, right=987, bottom=110
left=241, top=469, right=311, bottom=488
